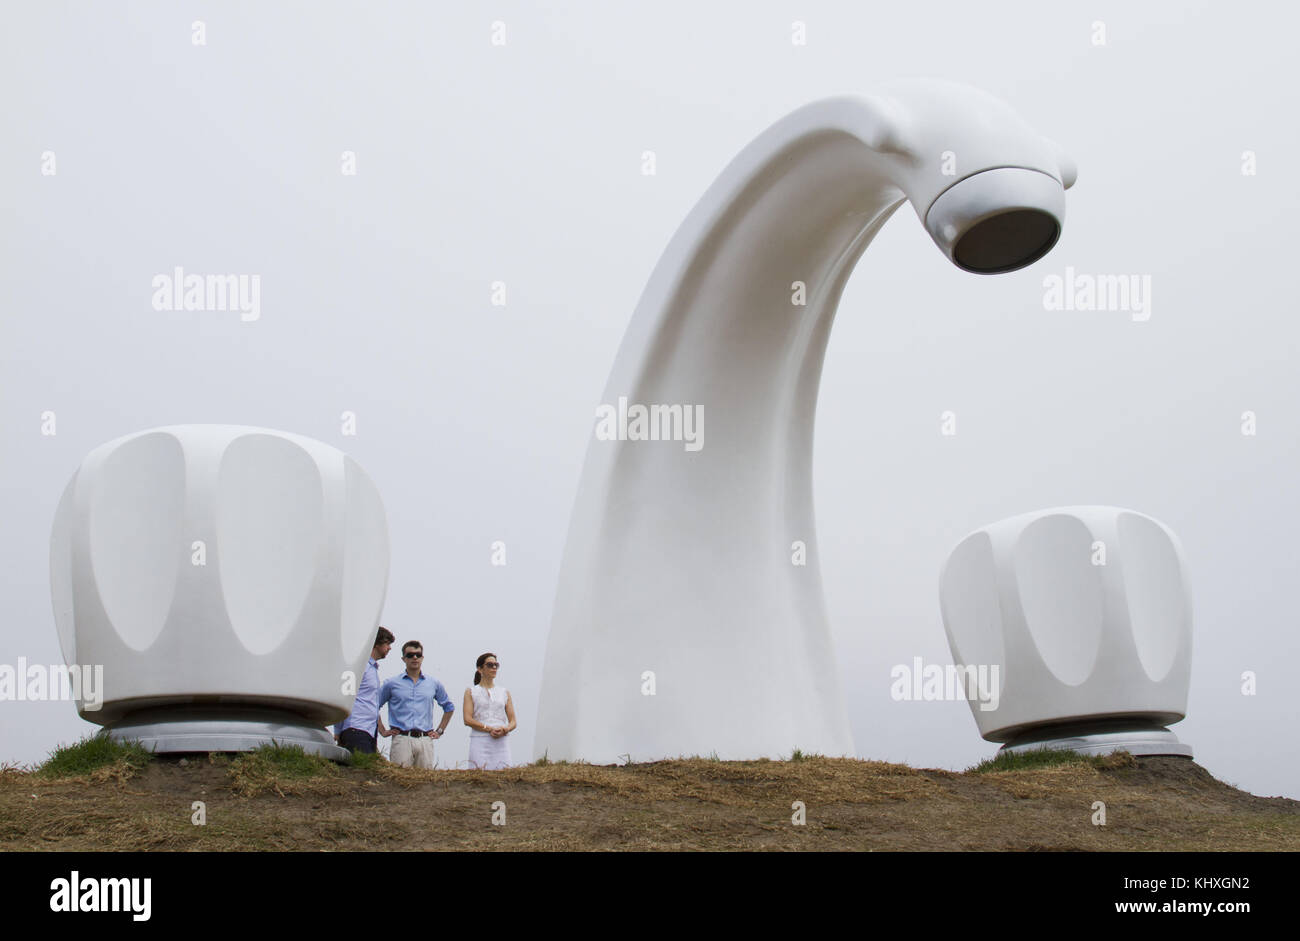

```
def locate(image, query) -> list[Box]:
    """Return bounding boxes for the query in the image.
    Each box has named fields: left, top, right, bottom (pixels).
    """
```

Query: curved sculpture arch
left=535, top=79, right=1077, bottom=763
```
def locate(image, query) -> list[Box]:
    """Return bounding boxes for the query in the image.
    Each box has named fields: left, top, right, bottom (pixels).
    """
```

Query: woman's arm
left=504, top=692, right=516, bottom=734
left=462, top=689, right=489, bottom=732
left=462, top=689, right=477, bottom=729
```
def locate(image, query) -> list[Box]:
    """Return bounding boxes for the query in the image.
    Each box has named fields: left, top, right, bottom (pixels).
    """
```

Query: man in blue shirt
left=378, top=640, right=455, bottom=768
left=333, top=626, right=395, bottom=753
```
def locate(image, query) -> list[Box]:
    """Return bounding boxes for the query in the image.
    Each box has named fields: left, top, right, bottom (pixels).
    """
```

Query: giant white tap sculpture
left=535, top=79, right=1079, bottom=763
left=49, top=425, right=390, bottom=759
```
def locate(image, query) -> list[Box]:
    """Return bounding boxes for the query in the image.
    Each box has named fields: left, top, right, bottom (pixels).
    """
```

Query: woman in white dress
left=463, top=652, right=516, bottom=770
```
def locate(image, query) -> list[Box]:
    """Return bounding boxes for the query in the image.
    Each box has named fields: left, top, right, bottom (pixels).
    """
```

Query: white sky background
left=2, top=1, right=1297, bottom=799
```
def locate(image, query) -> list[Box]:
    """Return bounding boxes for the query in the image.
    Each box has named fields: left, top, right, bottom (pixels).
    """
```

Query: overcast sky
left=2, top=1, right=1296, bottom=800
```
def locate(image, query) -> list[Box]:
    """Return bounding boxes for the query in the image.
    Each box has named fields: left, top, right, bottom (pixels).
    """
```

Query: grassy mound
left=2, top=753, right=1292, bottom=851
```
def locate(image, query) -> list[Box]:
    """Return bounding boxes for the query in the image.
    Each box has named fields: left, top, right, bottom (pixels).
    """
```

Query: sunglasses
left=483, top=662, right=500, bottom=668
left=404, top=652, right=423, bottom=659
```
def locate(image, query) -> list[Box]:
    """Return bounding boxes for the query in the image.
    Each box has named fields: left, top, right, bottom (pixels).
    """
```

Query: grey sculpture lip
left=81, top=693, right=342, bottom=725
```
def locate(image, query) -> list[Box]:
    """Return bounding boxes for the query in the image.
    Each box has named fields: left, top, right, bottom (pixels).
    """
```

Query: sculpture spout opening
left=924, top=166, right=1067, bottom=273
left=955, top=209, right=1059, bottom=272
left=536, top=80, right=1076, bottom=764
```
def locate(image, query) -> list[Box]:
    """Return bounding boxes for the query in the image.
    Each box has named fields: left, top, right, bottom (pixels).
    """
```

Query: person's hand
left=431, top=729, right=442, bottom=738
left=380, top=728, right=395, bottom=738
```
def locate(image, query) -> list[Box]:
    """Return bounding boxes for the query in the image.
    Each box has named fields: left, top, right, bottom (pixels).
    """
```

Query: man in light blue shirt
left=378, top=640, right=455, bottom=768
left=333, top=626, right=395, bottom=753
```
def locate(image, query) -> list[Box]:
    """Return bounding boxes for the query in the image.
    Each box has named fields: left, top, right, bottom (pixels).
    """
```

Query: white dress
left=467, top=684, right=512, bottom=769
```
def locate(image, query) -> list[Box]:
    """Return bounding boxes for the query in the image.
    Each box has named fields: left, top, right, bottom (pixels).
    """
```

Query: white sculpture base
left=1000, top=719, right=1193, bottom=758
left=106, top=706, right=349, bottom=761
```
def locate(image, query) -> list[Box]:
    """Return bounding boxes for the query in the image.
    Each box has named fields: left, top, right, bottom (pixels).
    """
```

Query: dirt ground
left=2, top=754, right=1297, bottom=851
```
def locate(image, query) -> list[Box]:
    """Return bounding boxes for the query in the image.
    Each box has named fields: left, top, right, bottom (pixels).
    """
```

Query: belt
left=393, top=729, right=430, bottom=738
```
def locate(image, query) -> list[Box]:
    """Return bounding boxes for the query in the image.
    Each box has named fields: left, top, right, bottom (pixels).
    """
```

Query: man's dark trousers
left=338, top=728, right=376, bottom=753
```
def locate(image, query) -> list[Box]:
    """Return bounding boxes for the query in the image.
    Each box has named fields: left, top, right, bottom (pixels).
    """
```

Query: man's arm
left=376, top=679, right=396, bottom=735
left=430, top=681, right=455, bottom=737
left=363, top=663, right=388, bottom=738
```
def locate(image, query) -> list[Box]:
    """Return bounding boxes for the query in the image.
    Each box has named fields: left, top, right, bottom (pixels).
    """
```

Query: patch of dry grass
left=227, top=744, right=346, bottom=797
left=981, top=752, right=1138, bottom=799
left=370, top=756, right=940, bottom=805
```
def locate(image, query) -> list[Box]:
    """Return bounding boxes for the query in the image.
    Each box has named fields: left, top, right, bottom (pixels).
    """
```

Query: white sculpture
left=940, top=506, right=1193, bottom=756
left=535, top=80, right=1077, bottom=762
left=49, top=425, right=390, bottom=758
